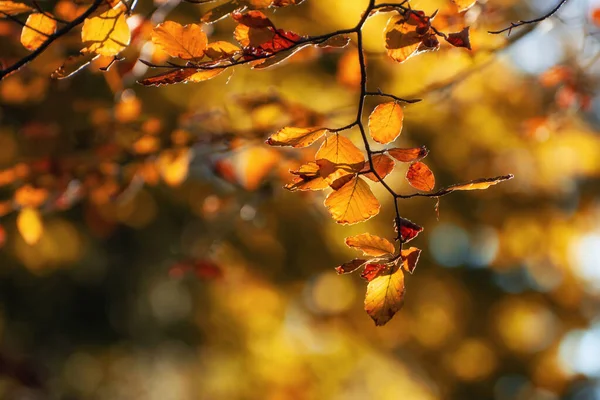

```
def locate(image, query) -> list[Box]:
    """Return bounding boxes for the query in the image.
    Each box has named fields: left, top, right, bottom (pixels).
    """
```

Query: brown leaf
left=387, top=146, right=429, bottom=162
left=318, top=35, right=351, bottom=48
left=335, top=258, right=367, bottom=274
left=362, top=154, right=395, bottom=182
left=364, top=264, right=405, bottom=325
left=324, top=177, right=380, bottom=225
left=151, top=21, right=207, bottom=60
left=394, top=217, right=423, bottom=244
left=406, top=161, right=435, bottom=192
left=368, top=102, right=404, bottom=144
left=445, top=27, right=471, bottom=50
left=345, top=233, right=395, bottom=257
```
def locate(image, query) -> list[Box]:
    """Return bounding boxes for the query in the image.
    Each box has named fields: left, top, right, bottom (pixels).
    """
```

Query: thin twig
left=489, top=0, right=569, bottom=35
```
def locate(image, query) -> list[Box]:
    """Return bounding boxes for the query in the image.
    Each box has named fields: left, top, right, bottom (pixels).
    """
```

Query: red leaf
left=394, top=217, right=423, bottom=244
left=361, top=264, right=387, bottom=282
left=445, top=27, right=471, bottom=50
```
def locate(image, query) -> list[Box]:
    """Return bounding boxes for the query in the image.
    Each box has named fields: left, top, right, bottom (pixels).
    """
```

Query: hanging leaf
left=324, top=177, right=380, bottom=225
left=368, top=102, right=404, bottom=144
left=266, top=127, right=327, bottom=148
left=151, top=21, right=207, bottom=60
left=451, top=0, right=477, bottom=12
left=20, top=13, right=56, bottom=51
left=361, top=263, right=388, bottom=282
left=0, top=1, right=32, bottom=16
left=17, top=207, right=43, bottom=245
left=400, top=247, right=421, bottom=274
left=318, top=35, right=351, bottom=48
left=387, top=146, right=429, bottom=162
left=362, top=154, right=395, bottom=182
left=345, top=233, right=395, bottom=257
left=138, top=67, right=224, bottom=86
left=205, top=41, right=241, bottom=60
left=445, top=27, right=471, bottom=50
left=431, top=174, right=514, bottom=196
left=364, top=264, right=405, bottom=326
left=315, top=134, right=364, bottom=186
left=394, top=217, right=423, bottom=244
left=285, top=162, right=329, bottom=191
left=335, top=258, right=367, bottom=275
left=406, top=161, right=435, bottom=192
left=385, top=13, right=436, bottom=63
left=81, top=8, right=130, bottom=56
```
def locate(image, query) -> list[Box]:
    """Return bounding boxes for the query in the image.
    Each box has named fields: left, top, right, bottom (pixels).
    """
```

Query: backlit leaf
left=388, top=146, right=429, bottom=162
left=364, top=264, right=405, bottom=326
left=361, top=263, right=388, bottom=282
left=318, top=35, right=350, bottom=48
left=205, top=41, right=240, bottom=60
left=368, top=102, right=404, bottom=144
left=285, top=162, right=328, bottom=191
left=400, top=247, right=421, bottom=274
left=0, top=1, right=32, bottom=16
left=345, top=233, right=395, bottom=257
left=394, top=217, right=423, bottom=244
left=445, top=27, right=471, bottom=50
left=324, top=177, right=380, bottom=225
left=406, top=161, right=435, bottom=192
left=451, top=0, right=477, bottom=12
left=362, top=154, right=395, bottom=182
left=266, top=127, right=327, bottom=148
left=436, top=174, right=514, bottom=194
left=138, top=67, right=224, bottom=86
left=20, top=13, right=56, bottom=51
left=82, top=8, right=130, bottom=56
left=151, top=21, right=207, bottom=60
left=385, top=15, right=423, bottom=63
left=17, top=207, right=43, bottom=245
left=335, top=258, right=367, bottom=275
left=315, top=134, right=364, bottom=186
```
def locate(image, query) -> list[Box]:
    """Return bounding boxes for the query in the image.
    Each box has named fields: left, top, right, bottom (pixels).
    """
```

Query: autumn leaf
left=406, top=161, right=435, bottom=191
left=445, top=27, right=471, bottom=50
left=335, top=258, right=367, bottom=274
left=266, top=127, right=327, bottom=148
left=157, top=148, right=192, bottom=187
left=17, top=207, right=43, bottom=245
left=324, top=177, right=380, bottom=225
left=387, top=146, right=429, bottom=162
left=451, top=0, right=477, bottom=12
left=385, top=13, right=437, bottom=63
left=20, top=13, right=56, bottom=51
left=0, top=1, right=32, bottom=16
left=315, top=134, right=364, bottom=186
left=138, top=67, right=225, bottom=86
left=362, top=154, right=395, bottom=182
left=318, top=35, right=351, bottom=48
left=345, top=233, right=395, bottom=257
left=205, top=41, right=241, bottom=60
left=361, top=263, right=388, bottom=282
left=400, top=247, right=421, bottom=274
left=432, top=174, right=514, bottom=196
left=368, top=102, right=404, bottom=144
left=394, top=217, right=423, bottom=244
left=201, top=1, right=241, bottom=23
left=285, top=162, right=329, bottom=191
left=82, top=8, right=130, bottom=56
left=364, top=264, right=405, bottom=326
left=151, top=21, right=207, bottom=60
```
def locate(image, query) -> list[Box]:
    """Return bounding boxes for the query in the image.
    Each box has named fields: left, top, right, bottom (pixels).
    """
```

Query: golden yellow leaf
left=345, top=233, right=395, bottom=257
left=17, top=207, right=43, bottom=245
left=400, top=247, right=421, bottom=274
left=406, top=161, right=435, bottom=192
left=205, top=41, right=240, bottom=60
left=368, top=102, right=404, bottom=144
left=364, top=264, right=405, bottom=326
left=451, top=0, right=477, bottom=12
left=82, top=8, right=130, bottom=56
left=315, top=134, right=364, bottom=186
left=151, top=21, right=207, bottom=60
left=285, top=162, right=329, bottom=191
left=267, top=127, right=327, bottom=148
left=20, top=13, right=56, bottom=51
left=443, top=175, right=514, bottom=192
left=189, top=68, right=226, bottom=82
left=0, top=1, right=32, bottom=16
left=324, top=177, right=380, bottom=225
left=385, top=15, right=423, bottom=63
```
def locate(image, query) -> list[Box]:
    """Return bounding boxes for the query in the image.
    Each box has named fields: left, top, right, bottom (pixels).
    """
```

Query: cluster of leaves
left=0, top=0, right=528, bottom=325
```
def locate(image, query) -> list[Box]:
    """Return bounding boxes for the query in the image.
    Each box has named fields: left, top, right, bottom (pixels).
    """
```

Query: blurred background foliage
left=1, top=0, right=600, bottom=399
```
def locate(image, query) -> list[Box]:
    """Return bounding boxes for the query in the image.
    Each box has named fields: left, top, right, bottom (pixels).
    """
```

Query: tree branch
left=488, top=0, right=569, bottom=35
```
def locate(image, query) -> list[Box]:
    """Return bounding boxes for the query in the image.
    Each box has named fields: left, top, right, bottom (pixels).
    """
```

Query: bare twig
left=489, top=0, right=569, bottom=35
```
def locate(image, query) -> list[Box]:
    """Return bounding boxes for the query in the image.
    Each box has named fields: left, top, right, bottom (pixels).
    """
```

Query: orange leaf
left=315, top=134, right=364, bottom=186
left=205, top=41, right=241, bottom=60
left=362, top=154, right=395, bottom=182
left=266, top=127, right=327, bottom=148
left=445, top=27, right=471, bottom=50
left=0, top=1, right=32, bottom=16
left=368, top=102, right=404, bottom=144
left=406, top=161, right=435, bottom=191
left=285, top=162, right=329, bottom=191
left=324, top=177, right=380, bottom=225
left=385, top=15, right=424, bottom=63
left=151, top=21, right=207, bottom=60
left=20, top=13, right=56, bottom=51
left=361, top=263, right=388, bottom=282
left=394, top=217, right=423, bottom=244
left=81, top=8, right=130, bottom=56
left=17, top=207, right=43, bottom=245
left=345, top=233, right=395, bottom=257
left=138, top=67, right=224, bottom=86
left=401, top=247, right=421, bottom=274
left=441, top=175, right=513, bottom=192
left=335, top=258, right=367, bottom=274
left=364, top=264, right=405, bottom=326
left=387, top=146, right=428, bottom=162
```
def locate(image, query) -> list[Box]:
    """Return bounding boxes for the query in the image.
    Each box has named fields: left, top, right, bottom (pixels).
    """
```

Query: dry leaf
left=400, top=247, right=421, bottom=274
